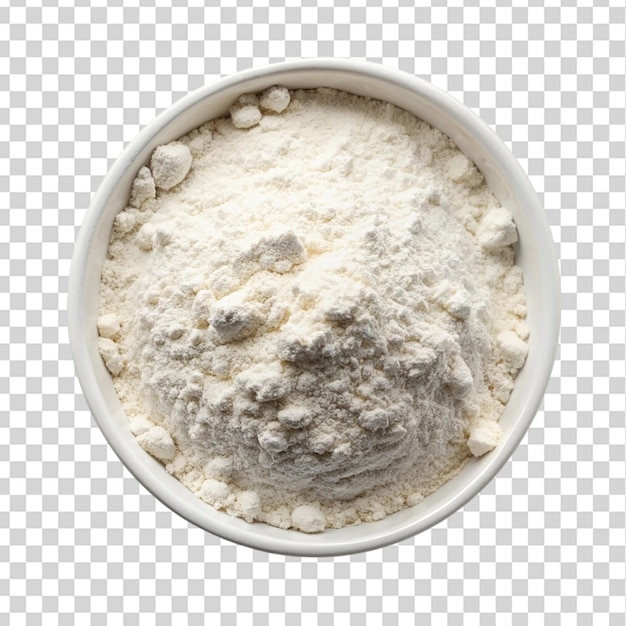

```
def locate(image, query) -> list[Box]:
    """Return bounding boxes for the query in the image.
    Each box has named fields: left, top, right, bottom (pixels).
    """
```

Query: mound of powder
left=99, top=87, right=528, bottom=532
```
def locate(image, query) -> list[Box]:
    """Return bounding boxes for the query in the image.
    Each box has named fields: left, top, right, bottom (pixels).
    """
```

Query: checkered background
left=2, top=0, right=626, bottom=623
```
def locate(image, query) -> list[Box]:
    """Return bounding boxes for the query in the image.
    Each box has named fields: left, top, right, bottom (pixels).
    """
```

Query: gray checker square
left=2, top=1, right=626, bottom=624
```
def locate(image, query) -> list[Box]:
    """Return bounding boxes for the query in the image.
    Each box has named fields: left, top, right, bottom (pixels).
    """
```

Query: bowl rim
left=69, top=58, right=560, bottom=557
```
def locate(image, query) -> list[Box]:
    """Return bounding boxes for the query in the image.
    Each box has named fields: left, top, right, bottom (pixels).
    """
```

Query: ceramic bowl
left=69, top=59, right=560, bottom=556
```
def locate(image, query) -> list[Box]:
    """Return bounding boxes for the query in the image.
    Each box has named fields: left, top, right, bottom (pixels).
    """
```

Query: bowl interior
left=69, top=60, right=559, bottom=557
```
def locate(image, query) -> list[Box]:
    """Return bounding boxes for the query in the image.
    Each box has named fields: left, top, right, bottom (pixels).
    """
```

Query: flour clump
left=150, top=143, right=192, bottom=191
left=99, top=87, right=528, bottom=532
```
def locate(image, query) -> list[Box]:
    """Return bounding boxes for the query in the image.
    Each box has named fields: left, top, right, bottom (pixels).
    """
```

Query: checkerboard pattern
left=2, top=1, right=626, bottom=623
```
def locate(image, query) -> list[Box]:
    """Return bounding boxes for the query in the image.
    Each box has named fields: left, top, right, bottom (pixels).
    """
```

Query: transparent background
left=2, top=1, right=625, bottom=624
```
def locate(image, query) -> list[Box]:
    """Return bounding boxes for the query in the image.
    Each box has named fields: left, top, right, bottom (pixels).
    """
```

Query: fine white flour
left=99, top=87, right=528, bottom=532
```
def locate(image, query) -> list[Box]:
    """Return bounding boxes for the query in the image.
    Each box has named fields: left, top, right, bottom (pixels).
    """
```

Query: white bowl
left=69, top=59, right=560, bottom=556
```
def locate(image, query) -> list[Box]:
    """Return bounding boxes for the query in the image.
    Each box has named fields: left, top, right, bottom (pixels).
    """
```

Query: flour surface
left=99, top=88, right=528, bottom=531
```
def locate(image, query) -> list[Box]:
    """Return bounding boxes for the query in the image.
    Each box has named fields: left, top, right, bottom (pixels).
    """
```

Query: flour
left=150, top=144, right=193, bottom=191
left=98, top=88, right=528, bottom=532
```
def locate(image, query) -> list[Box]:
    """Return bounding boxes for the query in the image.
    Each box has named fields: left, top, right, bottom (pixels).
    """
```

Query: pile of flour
left=98, top=87, right=528, bottom=532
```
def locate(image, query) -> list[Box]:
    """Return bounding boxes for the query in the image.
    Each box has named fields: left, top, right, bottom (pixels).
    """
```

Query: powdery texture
left=99, top=88, right=528, bottom=532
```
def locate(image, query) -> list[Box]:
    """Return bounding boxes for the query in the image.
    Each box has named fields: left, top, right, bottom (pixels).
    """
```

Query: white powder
left=99, top=88, right=528, bottom=532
